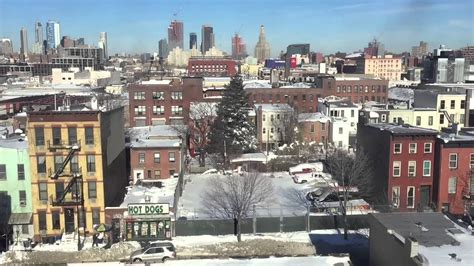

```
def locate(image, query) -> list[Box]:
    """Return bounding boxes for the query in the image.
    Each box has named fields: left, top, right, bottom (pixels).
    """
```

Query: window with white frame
left=171, top=106, right=183, bottom=115
left=407, top=186, right=415, bottom=208
left=152, top=106, right=165, bottom=115
left=470, top=154, right=474, bottom=169
left=392, top=186, right=400, bottom=208
left=449, top=153, right=458, bottom=169
left=424, top=143, right=432, bottom=153
left=152, top=91, right=164, bottom=100
left=171, top=91, right=183, bottom=100
left=394, top=143, right=402, bottom=154
left=381, top=114, right=386, bottom=122
left=133, top=91, right=145, bottom=100
left=408, top=161, right=416, bottom=177
left=393, top=161, right=401, bottom=177
left=134, top=106, right=146, bottom=116
left=423, top=160, right=431, bottom=176
left=448, top=177, right=457, bottom=194
left=409, top=143, right=417, bottom=154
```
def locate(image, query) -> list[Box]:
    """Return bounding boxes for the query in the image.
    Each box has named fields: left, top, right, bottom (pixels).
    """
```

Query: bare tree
left=281, top=187, right=312, bottom=209
left=272, top=111, right=300, bottom=147
left=325, top=148, right=374, bottom=240
left=201, top=172, right=273, bottom=242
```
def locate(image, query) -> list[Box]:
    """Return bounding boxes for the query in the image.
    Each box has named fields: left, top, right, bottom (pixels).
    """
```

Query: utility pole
left=223, top=139, right=227, bottom=170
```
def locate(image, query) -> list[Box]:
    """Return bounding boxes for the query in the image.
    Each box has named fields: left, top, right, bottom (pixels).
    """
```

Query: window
left=424, top=143, right=432, bottom=153
left=85, top=127, right=94, bottom=145
left=171, top=91, right=182, bottom=100
left=262, top=115, right=266, bottom=122
left=169, top=169, right=176, bottom=177
left=440, top=100, right=445, bottom=109
left=409, top=143, right=417, bottom=154
left=169, top=152, right=175, bottom=162
left=52, top=127, right=62, bottom=145
left=393, top=161, right=401, bottom=177
left=154, top=153, right=160, bottom=163
left=54, top=155, right=63, bottom=173
left=450, top=100, right=455, bottom=109
left=276, top=114, right=280, bottom=120
left=68, top=127, right=77, bottom=145
left=416, top=116, right=421, bottom=126
left=52, top=211, right=60, bottom=230
left=39, top=183, right=48, bottom=201
left=154, top=170, right=161, bottom=178
left=0, top=164, right=6, bottom=180
left=440, top=114, right=445, bottom=124
left=449, top=153, right=458, bottom=169
left=407, top=186, right=415, bottom=208
left=92, top=208, right=100, bottom=225
left=152, top=91, right=164, bottom=100
left=460, top=114, right=465, bottom=124
left=171, top=106, right=183, bottom=115
left=35, top=127, right=45, bottom=146
left=321, top=123, right=326, bottom=130
left=88, top=181, right=97, bottom=199
left=70, top=156, right=79, bottom=172
left=139, top=153, right=145, bottom=164
left=133, top=91, right=145, bottom=100
left=71, top=182, right=81, bottom=199
left=448, top=177, right=457, bottom=194
left=134, top=105, right=146, bottom=115
left=152, top=106, right=165, bottom=115
left=19, top=190, right=26, bottom=206
left=408, top=161, right=416, bottom=177
left=381, top=114, right=386, bottom=122
left=147, top=170, right=152, bottom=178
left=392, top=187, right=400, bottom=208
left=470, top=154, right=474, bottom=169
left=87, top=155, right=96, bottom=172
left=38, top=211, right=47, bottom=231
left=428, top=116, right=433, bottom=126
left=263, top=128, right=266, bottom=134
left=37, top=156, right=46, bottom=174
left=394, top=143, right=402, bottom=154
left=423, top=160, right=431, bottom=176
left=270, top=115, right=274, bottom=122
left=55, top=182, right=64, bottom=200
left=461, top=100, right=465, bottom=109
left=339, top=128, right=343, bottom=134
left=351, top=110, right=355, bottom=117
left=310, top=124, right=315, bottom=133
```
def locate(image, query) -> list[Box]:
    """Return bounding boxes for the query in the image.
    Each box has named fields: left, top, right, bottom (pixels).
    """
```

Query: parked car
left=289, top=162, right=323, bottom=175
left=130, top=242, right=176, bottom=263
left=292, top=172, right=332, bottom=184
left=202, top=169, right=218, bottom=175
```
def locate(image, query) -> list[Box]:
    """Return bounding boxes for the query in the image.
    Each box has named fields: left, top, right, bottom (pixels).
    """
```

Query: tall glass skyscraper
left=46, top=20, right=61, bottom=49
left=189, top=32, right=197, bottom=50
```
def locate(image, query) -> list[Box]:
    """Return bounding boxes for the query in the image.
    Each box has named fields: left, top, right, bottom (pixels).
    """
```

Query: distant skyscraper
left=412, top=41, right=428, bottom=58
left=364, top=38, right=384, bottom=57
left=231, top=34, right=247, bottom=60
left=0, top=38, right=13, bottom=55
left=189, top=32, right=197, bottom=49
left=168, top=20, right=184, bottom=50
left=46, top=20, right=61, bottom=49
left=20, top=27, right=28, bottom=56
left=254, top=25, right=271, bottom=62
left=158, top=39, right=169, bottom=58
left=201, top=25, right=214, bottom=54
left=35, top=22, right=43, bottom=44
left=98, top=32, right=108, bottom=59
left=76, top=38, right=85, bottom=46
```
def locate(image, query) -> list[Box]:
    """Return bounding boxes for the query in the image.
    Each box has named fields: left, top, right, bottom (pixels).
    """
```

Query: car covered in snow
left=292, top=172, right=333, bottom=184
left=130, top=242, right=176, bottom=263
left=289, top=162, right=324, bottom=175
left=202, top=169, right=218, bottom=175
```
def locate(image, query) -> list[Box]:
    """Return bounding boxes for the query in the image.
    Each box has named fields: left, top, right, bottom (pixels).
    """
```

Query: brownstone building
left=331, top=76, right=389, bottom=103
left=298, top=112, right=331, bottom=145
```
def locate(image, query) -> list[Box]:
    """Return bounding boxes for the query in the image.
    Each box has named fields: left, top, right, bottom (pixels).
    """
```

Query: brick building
left=128, top=77, right=213, bottom=127
left=357, top=120, right=438, bottom=211
left=331, top=75, right=389, bottom=103
left=187, top=57, right=237, bottom=77
left=298, top=112, right=330, bottom=145
left=434, top=130, right=474, bottom=215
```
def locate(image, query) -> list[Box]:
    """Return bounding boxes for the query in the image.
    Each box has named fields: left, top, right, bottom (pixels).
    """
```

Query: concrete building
left=357, top=120, right=438, bottom=210
left=364, top=38, right=384, bottom=57
left=319, top=100, right=359, bottom=135
left=423, top=46, right=468, bottom=83
left=0, top=133, right=34, bottom=244
left=187, top=57, right=236, bottom=77
left=167, top=47, right=201, bottom=67
left=62, top=47, right=105, bottom=69
left=20, top=27, right=28, bottom=57
left=51, top=68, right=112, bottom=86
left=168, top=20, right=184, bottom=50
left=329, top=117, right=350, bottom=149
left=254, top=103, right=294, bottom=150
left=158, top=39, right=169, bottom=58
left=254, top=25, right=270, bottom=63
left=27, top=108, right=127, bottom=242
left=129, top=125, right=185, bottom=184
left=35, top=22, right=43, bottom=45
left=201, top=25, right=214, bottom=54
left=46, top=20, right=60, bottom=49
left=98, top=32, right=108, bottom=60
left=0, top=38, right=14, bottom=55
left=411, top=41, right=428, bottom=58
left=413, top=89, right=466, bottom=128
left=357, top=54, right=403, bottom=81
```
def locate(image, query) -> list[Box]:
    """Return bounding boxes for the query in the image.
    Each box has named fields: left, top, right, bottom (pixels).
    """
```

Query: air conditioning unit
left=20, top=200, right=26, bottom=207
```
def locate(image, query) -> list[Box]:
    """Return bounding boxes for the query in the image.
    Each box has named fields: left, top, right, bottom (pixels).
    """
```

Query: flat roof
left=366, top=123, right=438, bottom=135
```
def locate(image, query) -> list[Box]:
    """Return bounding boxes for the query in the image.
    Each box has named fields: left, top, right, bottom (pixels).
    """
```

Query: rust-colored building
left=298, top=112, right=330, bottom=145
left=357, top=121, right=438, bottom=211
left=187, top=57, right=237, bottom=77
left=434, top=131, right=474, bottom=215
left=331, top=76, right=389, bottom=103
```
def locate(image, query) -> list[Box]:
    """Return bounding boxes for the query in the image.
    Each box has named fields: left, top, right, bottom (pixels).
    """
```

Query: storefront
left=124, top=203, right=172, bottom=241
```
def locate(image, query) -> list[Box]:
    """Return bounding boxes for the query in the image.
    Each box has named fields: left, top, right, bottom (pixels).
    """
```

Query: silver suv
left=130, top=242, right=176, bottom=263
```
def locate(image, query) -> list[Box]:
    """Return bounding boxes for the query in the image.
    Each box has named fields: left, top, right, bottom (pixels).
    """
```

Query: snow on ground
left=120, top=178, right=179, bottom=207
left=68, top=256, right=351, bottom=266
left=178, top=172, right=316, bottom=219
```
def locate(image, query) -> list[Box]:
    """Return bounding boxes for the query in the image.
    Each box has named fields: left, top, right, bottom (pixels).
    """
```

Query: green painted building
left=0, top=135, right=33, bottom=245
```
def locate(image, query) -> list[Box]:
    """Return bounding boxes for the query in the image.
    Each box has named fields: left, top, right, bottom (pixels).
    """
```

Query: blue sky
left=0, top=0, right=472, bottom=56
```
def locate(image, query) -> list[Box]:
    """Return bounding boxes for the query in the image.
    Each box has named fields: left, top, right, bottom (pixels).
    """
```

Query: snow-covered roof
left=388, top=87, right=414, bottom=101
left=345, top=52, right=363, bottom=59
left=0, top=135, right=28, bottom=149
left=298, top=112, right=331, bottom=123
left=254, top=103, right=294, bottom=112
left=367, top=123, right=438, bottom=135
left=120, top=178, right=179, bottom=207
left=280, top=82, right=311, bottom=88
left=230, top=153, right=267, bottom=163
left=140, top=79, right=172, bottom=85
left=129, top=125, right=184, bottom=148
left=131, top=139, right=181, bottom=148
left=243, top=80, right=272, bottom=89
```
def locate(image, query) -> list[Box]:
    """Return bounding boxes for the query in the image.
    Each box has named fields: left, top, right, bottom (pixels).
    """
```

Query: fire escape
left=462, top=170, right=474, bottom=223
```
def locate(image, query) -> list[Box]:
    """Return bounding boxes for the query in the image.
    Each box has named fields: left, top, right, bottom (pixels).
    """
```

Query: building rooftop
left=129, top=125, right=184, bottom=149
left=298, top=112, right=331, bottom=123
left=367, top=123, right=439, bottom=135
left=230, top=152, right=267, bottom=163
left=0, top=135, right=28, bottom=149
left=325, top=100, right=358, bottom=108
left=438, top=130, right=474, bottom=143
left=254, top=103, right=294, bottom=112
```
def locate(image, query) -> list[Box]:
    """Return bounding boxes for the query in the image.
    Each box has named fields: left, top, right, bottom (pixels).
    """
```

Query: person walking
left=92, top=233, right=98, bottom=247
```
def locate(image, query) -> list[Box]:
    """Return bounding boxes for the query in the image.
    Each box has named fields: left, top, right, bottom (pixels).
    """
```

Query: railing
left=47, top=139, right=82, bottom=151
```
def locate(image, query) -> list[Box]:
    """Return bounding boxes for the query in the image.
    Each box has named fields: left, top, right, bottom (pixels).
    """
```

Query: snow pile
left=120, top=178, right=179, bottom=207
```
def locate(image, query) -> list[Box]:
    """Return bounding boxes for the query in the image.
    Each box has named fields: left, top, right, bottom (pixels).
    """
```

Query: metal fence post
left=253, top=205, right=256, bottom=234
left=306, top=205, right=310, bottom=232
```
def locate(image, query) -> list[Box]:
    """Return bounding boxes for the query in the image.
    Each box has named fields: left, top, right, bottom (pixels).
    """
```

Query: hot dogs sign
left=128, top=203, right=170, bottom=215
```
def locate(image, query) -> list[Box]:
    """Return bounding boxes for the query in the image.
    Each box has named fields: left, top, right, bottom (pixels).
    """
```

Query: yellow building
left=27, top=108, right=127, bottom=242
left=387, top=108, right=440, bottom=130
left=362, top=55, right=402, bottom=81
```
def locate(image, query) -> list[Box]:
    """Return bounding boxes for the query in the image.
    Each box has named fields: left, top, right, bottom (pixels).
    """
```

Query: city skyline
left=0, top=0, right=472, bottom=56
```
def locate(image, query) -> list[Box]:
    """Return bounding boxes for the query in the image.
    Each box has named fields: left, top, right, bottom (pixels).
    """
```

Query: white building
left=254, top=103, right=294, bottom=150
left=330, top=117, right=350, bottom=149
left=319, top=100, right=359, bottom=135
left=52, top=67, right=112, bottom=86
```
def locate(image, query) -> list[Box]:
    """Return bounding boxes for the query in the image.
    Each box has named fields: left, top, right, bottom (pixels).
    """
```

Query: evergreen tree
left=207, top=76, right=257, bottom=165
